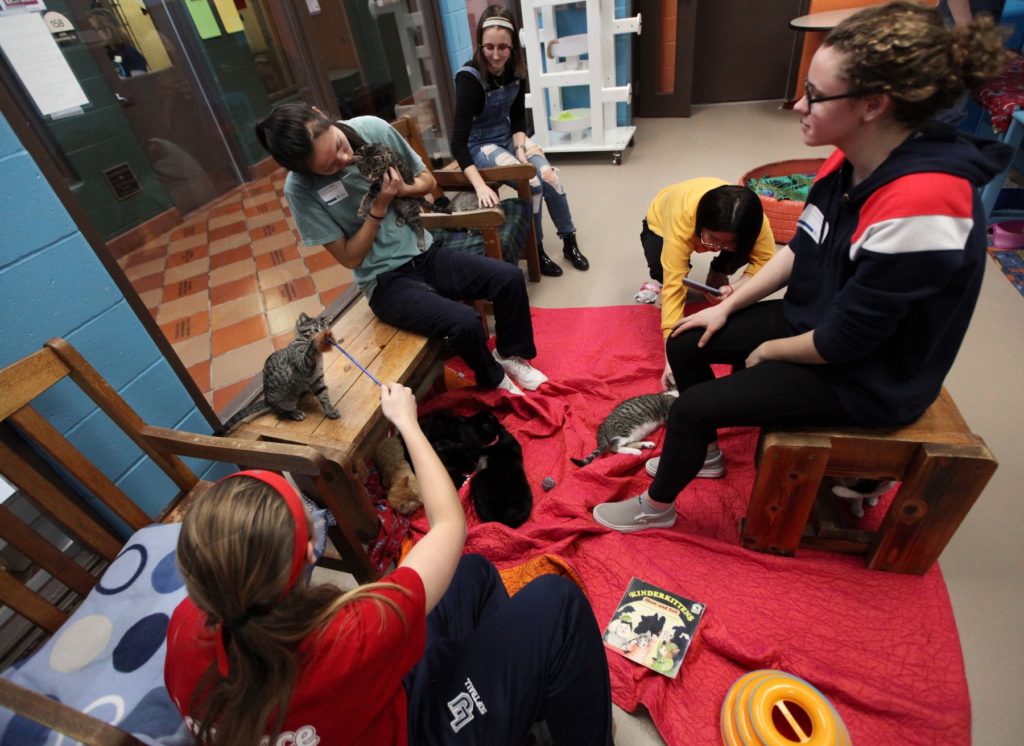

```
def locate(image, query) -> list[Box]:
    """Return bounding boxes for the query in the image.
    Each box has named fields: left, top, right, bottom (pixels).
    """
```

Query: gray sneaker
left=645, top=449, right=724, bottom=479
left=593, top=494, right=676, bottom=533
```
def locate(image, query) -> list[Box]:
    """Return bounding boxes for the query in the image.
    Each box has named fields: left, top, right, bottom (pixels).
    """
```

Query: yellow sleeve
left=660, top=236, right=692, bottom=339
left=743, top=218, right=777, bottom=277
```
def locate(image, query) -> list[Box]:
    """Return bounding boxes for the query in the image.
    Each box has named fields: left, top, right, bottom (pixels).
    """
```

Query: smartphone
left=682, top=277, right=723, bottom=297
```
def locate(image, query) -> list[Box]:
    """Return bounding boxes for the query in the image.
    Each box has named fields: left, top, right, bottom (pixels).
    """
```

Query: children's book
left=602, top=577, right=705, bottom=679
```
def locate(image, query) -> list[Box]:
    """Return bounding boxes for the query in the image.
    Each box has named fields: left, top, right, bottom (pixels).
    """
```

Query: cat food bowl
left=992, top=220, right=1024, bottom=249
left=550, top=108, right=591, bottom=141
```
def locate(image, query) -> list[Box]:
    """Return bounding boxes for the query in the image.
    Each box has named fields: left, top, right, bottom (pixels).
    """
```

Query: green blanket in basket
left=747, top=172, right=816, bottom=202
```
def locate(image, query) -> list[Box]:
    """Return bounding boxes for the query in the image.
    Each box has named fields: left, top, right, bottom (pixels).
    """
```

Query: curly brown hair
left=824, top=1, right=1009, bottom=127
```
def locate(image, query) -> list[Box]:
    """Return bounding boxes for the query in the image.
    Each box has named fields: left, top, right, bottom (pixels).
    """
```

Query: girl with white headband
left=165, top=382, right=613, bottom=745
left=451, top=4, right=591, bottom=277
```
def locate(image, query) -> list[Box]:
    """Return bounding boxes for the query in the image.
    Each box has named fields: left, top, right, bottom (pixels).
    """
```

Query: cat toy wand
left=329, top=339, right=383, bottom=387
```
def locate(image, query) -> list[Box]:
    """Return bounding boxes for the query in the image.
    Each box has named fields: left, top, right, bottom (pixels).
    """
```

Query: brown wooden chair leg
left=743, top=434, right=831, bottom=556
left=867, top=442, right=997, bottom=574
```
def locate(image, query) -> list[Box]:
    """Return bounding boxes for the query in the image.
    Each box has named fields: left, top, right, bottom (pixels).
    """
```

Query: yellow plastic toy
left=721, top=669, right=851, bottom=745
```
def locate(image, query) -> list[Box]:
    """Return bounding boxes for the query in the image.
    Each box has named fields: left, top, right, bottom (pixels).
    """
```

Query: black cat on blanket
left=418, top=412, right=532, bottom=528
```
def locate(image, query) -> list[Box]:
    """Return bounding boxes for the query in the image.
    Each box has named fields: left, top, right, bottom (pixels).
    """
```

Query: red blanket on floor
left=412, top=305, right=970, bottom=745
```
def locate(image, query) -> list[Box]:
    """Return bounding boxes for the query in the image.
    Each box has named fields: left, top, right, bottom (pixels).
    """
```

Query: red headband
left=213, top=469, right=309, bottom=676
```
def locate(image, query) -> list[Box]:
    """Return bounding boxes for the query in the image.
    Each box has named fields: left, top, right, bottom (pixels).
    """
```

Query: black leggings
left=649, top=300, right=857, bottom=504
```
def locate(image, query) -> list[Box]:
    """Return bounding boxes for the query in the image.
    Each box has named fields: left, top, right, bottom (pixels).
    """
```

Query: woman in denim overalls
left=450, top=5, right=590, bottom=277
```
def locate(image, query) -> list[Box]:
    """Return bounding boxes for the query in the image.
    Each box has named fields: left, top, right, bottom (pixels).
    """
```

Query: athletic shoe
left=593, top=493, right=676, bottom=533
left=493, top=350, right=548, bottom=391
left=495, top=374, right=524, bottom=396
left=634, top=280, right=662, bottom=304
left=645, top=449, right=724, bottom=478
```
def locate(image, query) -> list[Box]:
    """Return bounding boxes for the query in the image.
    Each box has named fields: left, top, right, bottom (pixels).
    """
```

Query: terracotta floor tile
left=160, top=311, right=210, bottom=343
left=257, top=259, right=308, bottom=291
left=245, top=200, right=282, bottom=219
left=264, top=276, right=317, bottom=311
left=171, top=333, right=211, bottom=369
left=213, top=377, right=257, bottom=415
left=249, top=219, right=290, bottom=242
left=170, top=221, right=206, bottom=242
left=161, top=273, right=209, bottom=303
left=251, top=231, right=296, bottom=256
left=208, top=220, right=247, bottom=244
left=211, top=294, right=264, bottom=330
left=312, top=264, right=354, bottom=292
left=123, top=245, right=168, bottom=269
left=320, top=283, right=353, bottom=308
left=266, top=296, right=325, bottom=336
left=166, top=243, right=209, bottom=269
left=209, top=212, right=246, bottom=231
left=157, top=290, right=210, bottom=324
left=124, top=256, right=166, bottom=282
left=210, top=200, right=245, bottom=219
left=210, top=258, right=258, bottom=287
left=255, top=244, right=302, bottom=272
left=139, top=288, right=163, bottom=312
left=132, top=271, right=166, bottom=294
left=241, top=181, right=274, bottom=198
left=211, top=338, right=273, bottom=390
left=303, top=250, right=338, bottom=274
left=167, top=232, right=207, bottom=254
left=211, top=315, right=269, bottom=356
left=210, top=274, right=259, bottom=305
left=209, top=232, right=249, bottom=255
left=210, top=245, right=253, bottom=271
left=247, top=210, right=287, bottom=231
left=165, top=256, right=210, bottom=284
left=188, top=359, right=211, bottom=393
left=272, top=330, right=293, bottom=351
left=242, top=192, right=279, bottom=211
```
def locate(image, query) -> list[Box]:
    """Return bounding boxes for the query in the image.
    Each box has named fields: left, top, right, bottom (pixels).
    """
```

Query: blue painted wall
left=439, top=0, right=474, bottom=84
left=0, top=112, right=232, bottom=525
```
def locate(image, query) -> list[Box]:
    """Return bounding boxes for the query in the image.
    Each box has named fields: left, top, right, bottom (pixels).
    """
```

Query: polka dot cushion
left=0, top=523, right=191, bottom=745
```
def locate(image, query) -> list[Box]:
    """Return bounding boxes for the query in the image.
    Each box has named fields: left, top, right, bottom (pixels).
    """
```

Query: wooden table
left=235, top=295, right=443, bottom=579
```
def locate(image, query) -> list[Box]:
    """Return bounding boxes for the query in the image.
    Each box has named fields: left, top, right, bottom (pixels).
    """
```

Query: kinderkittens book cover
left=602, top=577, right=705, bottom=679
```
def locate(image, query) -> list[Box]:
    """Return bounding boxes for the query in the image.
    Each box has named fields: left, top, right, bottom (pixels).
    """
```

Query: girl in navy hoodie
left=595, top=1, right=1011, bottom=533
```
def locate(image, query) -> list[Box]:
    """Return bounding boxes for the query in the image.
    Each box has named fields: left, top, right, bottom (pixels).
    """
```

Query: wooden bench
left=742, top=388, right=998, bottom=574
left=232, top=295, right=443, bottom=579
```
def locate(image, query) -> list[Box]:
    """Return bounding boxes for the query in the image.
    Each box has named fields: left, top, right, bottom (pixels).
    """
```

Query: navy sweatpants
left=368, top=239, right=536, bottom=388
left=404, top=555, right=613, bottom=745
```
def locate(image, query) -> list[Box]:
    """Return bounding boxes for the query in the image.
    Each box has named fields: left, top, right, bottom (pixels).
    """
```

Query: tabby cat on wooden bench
left=219, top=312, right=339, bottom=434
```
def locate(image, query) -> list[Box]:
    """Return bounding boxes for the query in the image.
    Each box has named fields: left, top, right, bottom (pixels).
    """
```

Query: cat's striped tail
left=217, top=399, right=272, bottom=435
left=571, top=446, right=605, bottom=467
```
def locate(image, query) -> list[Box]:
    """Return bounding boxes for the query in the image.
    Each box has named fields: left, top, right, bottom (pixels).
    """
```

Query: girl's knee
left=457, top=553, right=499, bottom=585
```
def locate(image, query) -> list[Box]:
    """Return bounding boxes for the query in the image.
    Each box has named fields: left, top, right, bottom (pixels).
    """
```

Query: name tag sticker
left=317, top=181, right=347, bottom=205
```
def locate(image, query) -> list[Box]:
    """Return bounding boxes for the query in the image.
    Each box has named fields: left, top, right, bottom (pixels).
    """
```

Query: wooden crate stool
left=742, top=388, right=997, bottom=574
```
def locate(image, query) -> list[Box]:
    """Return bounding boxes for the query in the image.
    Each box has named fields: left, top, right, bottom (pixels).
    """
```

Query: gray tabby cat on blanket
left=219, top=312, right=340, bottom=434
left=572, top=390, right=679, bottom=467
left=353, top=143, right=446, bottom=246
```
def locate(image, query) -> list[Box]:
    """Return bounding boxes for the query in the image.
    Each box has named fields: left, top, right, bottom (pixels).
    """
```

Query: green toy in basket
left=721, top=669, right=851, bottom=746
left=741, top=158, right=826, bottom=245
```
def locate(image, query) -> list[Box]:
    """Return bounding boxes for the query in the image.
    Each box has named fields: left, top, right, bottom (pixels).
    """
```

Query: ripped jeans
left=471, top=137, right=576, bottom=242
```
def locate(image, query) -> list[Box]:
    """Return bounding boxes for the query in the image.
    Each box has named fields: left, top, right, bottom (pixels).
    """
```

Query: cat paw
left=287, top=410, right=306, bottom=421
left=324, top=409, right=341, bottom=419
left=639, top=441, right=656, bottom=449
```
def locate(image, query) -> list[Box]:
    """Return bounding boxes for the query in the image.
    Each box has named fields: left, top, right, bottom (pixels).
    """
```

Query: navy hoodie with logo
left=785, top=124, right=1010, bottom=426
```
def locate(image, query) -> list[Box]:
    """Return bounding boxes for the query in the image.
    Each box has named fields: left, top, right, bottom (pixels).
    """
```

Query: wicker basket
left=740, top=158, right=826, bottom=244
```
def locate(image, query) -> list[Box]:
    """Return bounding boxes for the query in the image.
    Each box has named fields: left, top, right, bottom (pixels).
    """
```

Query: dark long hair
left=254, top=102, right=367, bottom=174
left=470, top=5, right=527, bottom=79
left=694, top=185, right=765, bottom=272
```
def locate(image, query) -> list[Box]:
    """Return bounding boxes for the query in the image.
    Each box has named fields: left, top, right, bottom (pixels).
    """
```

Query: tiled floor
left=117, top=171, right=354, bottom=413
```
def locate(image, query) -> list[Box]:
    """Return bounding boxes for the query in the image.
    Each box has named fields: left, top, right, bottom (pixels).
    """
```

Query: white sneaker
left=495, top=374, right=524, bottom=396
left=645, top=449, right=724, bottom=478
left=493, top=350, right=548, bottom=391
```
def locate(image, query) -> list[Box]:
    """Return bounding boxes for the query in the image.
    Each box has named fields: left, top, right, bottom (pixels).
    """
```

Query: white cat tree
left=518, top=0, right=641, bottom=164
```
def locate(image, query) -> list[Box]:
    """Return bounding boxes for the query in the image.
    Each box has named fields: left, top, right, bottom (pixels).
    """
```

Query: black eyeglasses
left=803, top=80, right=882, bottom=108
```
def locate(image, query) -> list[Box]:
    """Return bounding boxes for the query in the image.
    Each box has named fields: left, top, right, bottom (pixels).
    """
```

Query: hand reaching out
left=476, top=184, right=500, bottom=208
left=380, top=382, right=418, bottom=432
